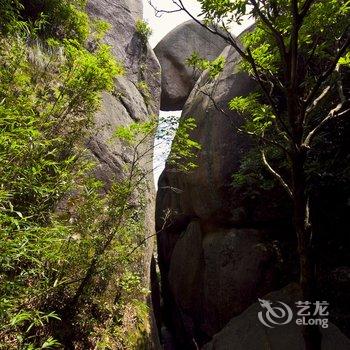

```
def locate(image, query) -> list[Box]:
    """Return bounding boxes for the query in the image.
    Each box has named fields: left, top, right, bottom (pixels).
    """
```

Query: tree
left=149, top=1, right=350, bottom=349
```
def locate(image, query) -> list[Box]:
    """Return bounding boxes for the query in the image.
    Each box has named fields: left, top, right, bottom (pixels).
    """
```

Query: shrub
left=135, top=19, right=152, bottom=42
left=0, top=3, right=153, bottom=349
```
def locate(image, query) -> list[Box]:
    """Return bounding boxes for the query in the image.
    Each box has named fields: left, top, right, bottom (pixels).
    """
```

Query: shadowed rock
left=203, top=283, right=350, bottom=350
left=86, top=1, right=161, bottom=348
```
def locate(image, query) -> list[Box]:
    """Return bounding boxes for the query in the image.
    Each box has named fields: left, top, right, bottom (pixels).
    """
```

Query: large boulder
left=154, top=21, right=350, bottom=350
left=156, top=45, right=288, bottom=228
left=154, top=20, right=228, bottom=111
left=155, top=45, right=292, bottom=348
left=203, top=283, right=350, bottom=350
left=167, top=224, right=279, bottom=339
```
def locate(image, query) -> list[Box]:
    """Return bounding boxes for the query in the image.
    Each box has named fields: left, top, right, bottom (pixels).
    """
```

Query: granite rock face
left=154, top=20, right=228, bottom=111
left=86, top=0, right=161, bottom=347
left=86, top=0, right=160, bottom=265
left=154, top=19, right=350, bottom=350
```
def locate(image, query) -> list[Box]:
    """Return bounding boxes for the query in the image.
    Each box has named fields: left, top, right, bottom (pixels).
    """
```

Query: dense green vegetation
left=2, top=0, right=348, bottom=349
left=0, top=1, right=157, bottom=349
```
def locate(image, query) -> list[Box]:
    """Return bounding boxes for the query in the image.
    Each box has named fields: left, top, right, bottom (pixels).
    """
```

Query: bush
left=0, top=3, right=153, bottom=349
left=135, top=19, right=152, bottom=42
left=1, top=0, right=90, bottom=42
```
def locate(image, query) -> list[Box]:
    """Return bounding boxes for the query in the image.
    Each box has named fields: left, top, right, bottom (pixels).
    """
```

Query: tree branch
left=299, top=0, right=317, bottom=19
left=173, top=0, right=250, bottom=61
left=303, top=105, right=350, bottom=147
left=246, top=48, right=292, bottom=139
left=197, top=87, right=290, bottom=156
left=148, top=0, right=182, bottom=17
left=305, top=85, right=331, bottom=117
left=261, top=149, right=293, bottom=198
left=249, top=0, right=288, bottom=65
left=304, top=34, right=350, bottom=110
left=290, top=0, right=300, bottom=90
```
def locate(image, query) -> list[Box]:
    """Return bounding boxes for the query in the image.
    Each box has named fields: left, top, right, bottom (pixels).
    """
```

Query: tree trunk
left=292, top=150, right=322, bottom=350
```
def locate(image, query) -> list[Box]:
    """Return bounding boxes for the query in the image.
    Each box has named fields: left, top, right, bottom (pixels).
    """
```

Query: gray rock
left=157, top=45, right=273, bottom=230
left=168, top=220, right=203, bottom=312
left=154, top=20, right=228, bottom=111
left=156, top=44, right=291, bottom=347
left=86, top=0, right=161, bottom=347
left=155, top=21, right=350, bottom=349
left=201, top=228, right=278, bottom=336
left=165, top=223, right=278, bottom=340
left=203, top=283, right=350, bottom=350
left=86, top=0, right=160, bottom=254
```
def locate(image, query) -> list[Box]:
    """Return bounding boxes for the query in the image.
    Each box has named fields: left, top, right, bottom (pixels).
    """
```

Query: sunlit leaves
left=186, top=52, right=226, bottom=78
left=339, top=51, right=350, bottom=66
left=114, top=120, right=156, bottom=145
left=1, top=0, right=90, bottom=42
left=229, top=93, right=275, bottom=134
left=198, top=0, right=247, bottom=23
left=0, top=4, right=130, bottom=348
left=168, top=117, right=202, bottom=172
left=135, top=19, right=152, bottom=42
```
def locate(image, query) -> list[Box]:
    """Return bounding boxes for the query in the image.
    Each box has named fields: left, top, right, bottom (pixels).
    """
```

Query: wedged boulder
left=154, top=20, right=350, bottom=350
left=168, top=221, right=203, bottom=312
left=154, top=20, right=228, bottom=111
left=200, top=227, right=278, bottom=336
left=157, top=45, right=288, bottom=231
left=203, top=283, right=350, bottom=350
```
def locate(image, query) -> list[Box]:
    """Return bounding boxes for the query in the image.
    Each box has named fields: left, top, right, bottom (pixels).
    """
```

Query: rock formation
left=155, top=43, right=293, bottom=348
left=86, top=0, right=161, bottom=347
left=154, top=21, right=350, bottom=349
left=154, top=20, right=227, bottom=111
left=87, top=0, right=159, bottom=273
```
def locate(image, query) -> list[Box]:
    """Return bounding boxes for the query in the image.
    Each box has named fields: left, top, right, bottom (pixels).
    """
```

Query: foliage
left=339, top=51, right=350, bottom=66
left=115, top=119, right=156, bottom=145
left=196, top=0, right=349, bottom=197
left=116, top=115, right=201, bottom=173
left=229, top=93, right=275, bottom=135
left=135, top=19, right=152, bottom=42
left=231, top=146, right=288, bottom=196
left=0, top=2, right=154, bottom=349
left=186, top=52, right=226, bottom=78
left=198, top=0, right=247, bottom=23
left=136, top=80, right=152, bottom=104
left=0, top=0, right=90, bottom=42
left=194, top=5, right=350, bottom=348
left=167, top=117, right=202, bottom=172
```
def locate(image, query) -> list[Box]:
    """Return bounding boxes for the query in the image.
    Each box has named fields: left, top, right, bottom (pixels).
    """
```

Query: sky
left=143, top=0, right=202, bottom=48
left=143, top=0, right=254, bottom=48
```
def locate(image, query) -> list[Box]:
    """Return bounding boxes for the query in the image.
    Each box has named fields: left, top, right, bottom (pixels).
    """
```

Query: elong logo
left=258, top=299, right=329, bottom=329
